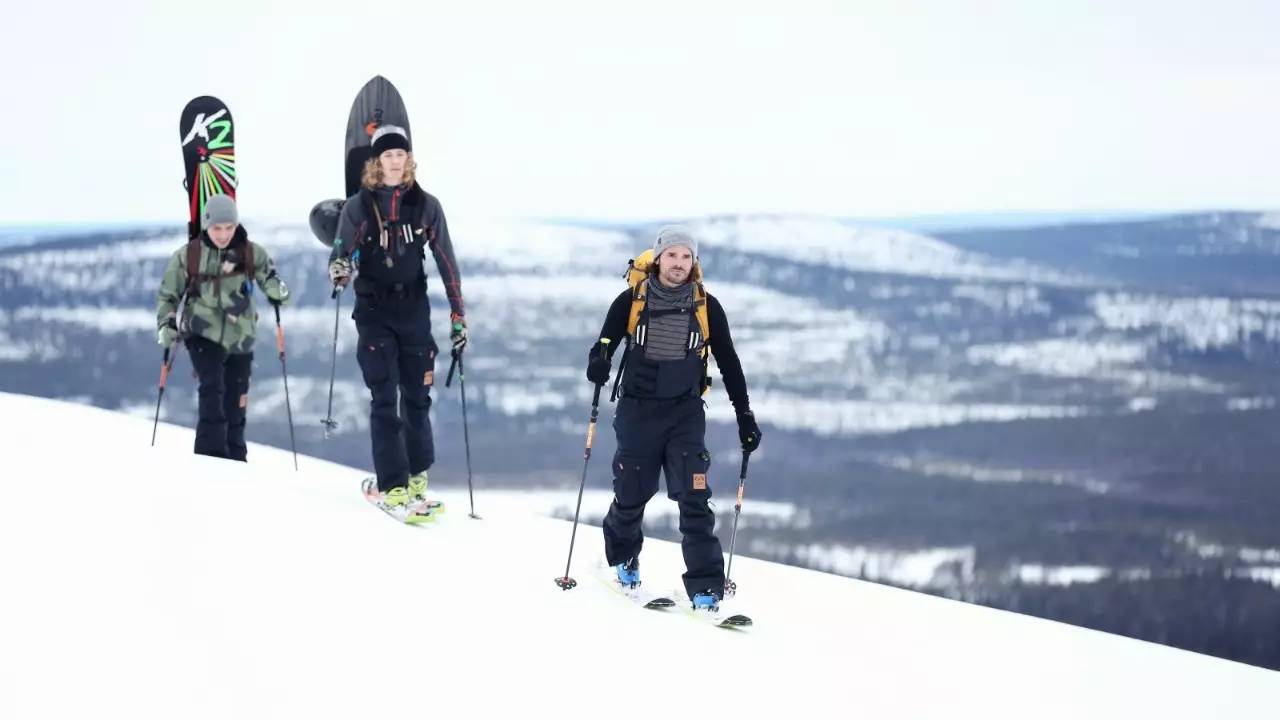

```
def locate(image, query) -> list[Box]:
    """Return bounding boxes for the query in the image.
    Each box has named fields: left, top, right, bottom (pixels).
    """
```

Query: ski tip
left=719, top=615, right=753, bottom=628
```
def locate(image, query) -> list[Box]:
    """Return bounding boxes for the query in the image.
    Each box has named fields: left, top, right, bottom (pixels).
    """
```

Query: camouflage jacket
left=155, top=228, right=290, bottom=354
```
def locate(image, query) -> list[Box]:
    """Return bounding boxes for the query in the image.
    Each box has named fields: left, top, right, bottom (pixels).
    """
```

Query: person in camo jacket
left=155, top=194, right=291, bottom=461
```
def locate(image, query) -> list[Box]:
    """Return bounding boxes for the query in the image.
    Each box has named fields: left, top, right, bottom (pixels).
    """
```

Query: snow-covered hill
left=7, top=213, right=1280, bottom=440
left=0, top=392, right=1274, bottom=718
left=690, top=214, right=1093, bottom=285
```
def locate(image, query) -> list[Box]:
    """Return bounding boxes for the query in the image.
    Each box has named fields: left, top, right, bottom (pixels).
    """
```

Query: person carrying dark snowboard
left=155, top=195, right=291, bottom=461
left=327, top=125, right=466, bottom=513
left=587, top=225, right=762, bottom=611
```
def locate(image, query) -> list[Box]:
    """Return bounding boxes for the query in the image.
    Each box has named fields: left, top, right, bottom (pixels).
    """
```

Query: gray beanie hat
left=653, top=224, right=698, bottom=258
left=201, top=194, right=239, bottom=229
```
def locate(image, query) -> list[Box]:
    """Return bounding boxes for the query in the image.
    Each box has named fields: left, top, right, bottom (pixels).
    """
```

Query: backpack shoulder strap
left=240, top=231, right=255, bottom=283
left=185, top=236, right=202, bottom=294
left=627, top=278, right=648, bottom=336
left=694, top=282, right=710, bottom=346
left=695, top=281, right=712, bottom=396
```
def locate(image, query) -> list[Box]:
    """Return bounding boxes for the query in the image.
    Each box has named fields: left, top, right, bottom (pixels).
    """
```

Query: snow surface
left=689, top=215, right=1093, bottom=286
left=712, top=391, right=1087, bottom=436
left=1, top=392, right=1276, bottom=718
left=1090, top=292, right=1280, bottom=349
left=1014, top=565, right=1112, bottom=586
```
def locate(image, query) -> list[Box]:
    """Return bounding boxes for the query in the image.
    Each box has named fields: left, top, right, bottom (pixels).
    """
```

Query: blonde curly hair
left=362, top=152, right=418, bottom=189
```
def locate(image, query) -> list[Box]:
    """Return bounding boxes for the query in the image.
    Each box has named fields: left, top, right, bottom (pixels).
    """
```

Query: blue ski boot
left=614, top=558, right=640, bottom=588
left=691, top=591, right=720, bottom=612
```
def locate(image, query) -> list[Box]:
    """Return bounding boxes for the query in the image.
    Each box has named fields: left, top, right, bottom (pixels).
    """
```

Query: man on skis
left=155, top=194, right=291, bottom=461
left=586, top=225, right=763, bottom=611
left=327, top=125, right=466, bottom=515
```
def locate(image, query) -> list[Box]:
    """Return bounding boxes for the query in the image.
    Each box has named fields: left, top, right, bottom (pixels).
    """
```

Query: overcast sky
left=4, top=0, right=1279, bottom=226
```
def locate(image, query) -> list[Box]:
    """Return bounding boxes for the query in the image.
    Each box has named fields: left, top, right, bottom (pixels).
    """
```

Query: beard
left=661, top=269, right=689, bottom=285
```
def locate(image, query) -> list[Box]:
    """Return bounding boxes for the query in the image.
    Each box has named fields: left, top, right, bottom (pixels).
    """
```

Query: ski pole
left=150, top=346, right=181, bottom=446
left=273, top=304, right=298, bottom=471
left=151, top=292, right=190, bottom=446
left=320, top=286, right=342, bottom=438
left=555, top=339, right=610, bottom=590
left=446, top=348, right=479, bottom=519
left=723, top=450, right=752, bottom=597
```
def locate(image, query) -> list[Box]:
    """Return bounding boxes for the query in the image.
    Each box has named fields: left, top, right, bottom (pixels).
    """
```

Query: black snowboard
left=179, top=96, right=236, bottom=240
left=344, top=75, right=412, bottom=199
left=310, top=75, right=413, bottom=248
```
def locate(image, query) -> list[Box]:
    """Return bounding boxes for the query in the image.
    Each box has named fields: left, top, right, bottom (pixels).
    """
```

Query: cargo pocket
left=400, top=341, right=437, bottom=389
left=612, top=452, right=641, bottom=498
left=356, top=339, right=393, bottom=390
left=613, top=452, right=661, bottom=506
left=685, top=448, right=712, bottom=499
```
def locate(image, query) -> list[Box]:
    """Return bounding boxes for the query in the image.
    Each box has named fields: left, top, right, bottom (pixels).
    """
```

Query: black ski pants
left=186, top=335, right=253, bottom=462
left=354, top=297, right=438, bottom=492
left=603, top=395, right=724, bottom=599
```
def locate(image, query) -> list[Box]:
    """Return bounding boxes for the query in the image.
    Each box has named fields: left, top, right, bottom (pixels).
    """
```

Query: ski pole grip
left=272, top=305, right=286, bottom=356
left=159, top=349, right=171, bottom=387
left=740, top=451, right=750, bottom=480
left=446, top=350, right=458, bottom=388
left=591, top=382, right=603, bottom=408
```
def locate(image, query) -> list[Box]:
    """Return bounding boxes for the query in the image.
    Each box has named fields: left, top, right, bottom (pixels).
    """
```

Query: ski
left=361, top=477, right=442, bottom=525
left=689, top=609, right=753, bottom=629
left=593, top=563, right=676, bottom=610
left=674, top=590, right=754, bottom=629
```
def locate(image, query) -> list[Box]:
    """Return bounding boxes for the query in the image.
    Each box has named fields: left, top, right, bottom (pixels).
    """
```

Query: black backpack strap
left=185, top=235, right=202, bottom=295
left=611, top=338, right=630, bottom=403
left=240, top=228, right=254, bottom=284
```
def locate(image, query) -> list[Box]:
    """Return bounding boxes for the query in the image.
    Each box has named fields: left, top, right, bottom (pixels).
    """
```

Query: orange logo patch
left=423, top=370, right=434, bottom=386
left=238, top=393, right=248, bottom=409
left=692, top=473, right=707, bottom=490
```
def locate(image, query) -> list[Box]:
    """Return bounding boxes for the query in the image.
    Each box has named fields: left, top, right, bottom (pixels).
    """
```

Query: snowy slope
left=6, top=214, right=1265, bottom=442
left=0, top=393, right=1274, bottom=719
left=689, top=215, right=1092, bottom=285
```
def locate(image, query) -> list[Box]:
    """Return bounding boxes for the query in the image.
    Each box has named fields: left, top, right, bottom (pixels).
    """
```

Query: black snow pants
left=603, top=395, right=724, bottom=599
left=186, top=335, right=253, bottom=462
left=353, top=293, right=439, bottom=492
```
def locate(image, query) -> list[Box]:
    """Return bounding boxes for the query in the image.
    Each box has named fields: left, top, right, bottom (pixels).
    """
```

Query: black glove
left=586, top=341, right=612, bottom=385
left=737, top=410, right=762, bottom=453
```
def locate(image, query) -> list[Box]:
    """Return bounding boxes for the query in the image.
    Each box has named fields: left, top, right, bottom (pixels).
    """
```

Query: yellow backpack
left=612, top=249, right=712, bottom=400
